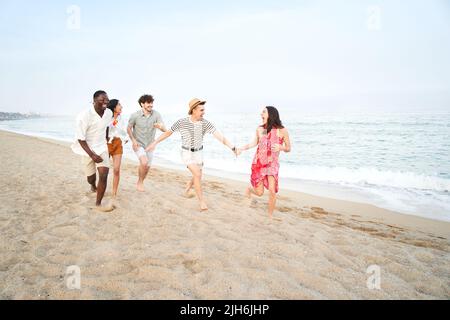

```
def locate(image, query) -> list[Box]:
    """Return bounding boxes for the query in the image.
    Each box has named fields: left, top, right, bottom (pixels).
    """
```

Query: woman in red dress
left=237, top=106, right=291, bottom=218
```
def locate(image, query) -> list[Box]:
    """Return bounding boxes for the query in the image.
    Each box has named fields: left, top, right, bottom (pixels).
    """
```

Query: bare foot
left=183, top=191, right=195, bottom=199
left=245, top=187, right=254, bottom=206
left=90, top=185, right=97, bottom=193
left=94, top=204, right=115, bottom=212
left=245, top=187, right=252, bottom=199
left=137, top=182, right=145, bottom=192
left=268, top=214, right=281, bottom=221
left=183, top=181, right=194, bottom=198
left=185, top=181, right=193, bottom=192
left=200, top=202, right=208, bottom=212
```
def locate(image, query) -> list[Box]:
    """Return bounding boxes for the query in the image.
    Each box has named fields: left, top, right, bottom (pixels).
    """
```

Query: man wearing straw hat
left=148, top=98, right=237, bottom=211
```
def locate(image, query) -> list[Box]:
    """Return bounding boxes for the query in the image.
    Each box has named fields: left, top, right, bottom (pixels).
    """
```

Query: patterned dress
left=251, top=128, right=284, bottom=193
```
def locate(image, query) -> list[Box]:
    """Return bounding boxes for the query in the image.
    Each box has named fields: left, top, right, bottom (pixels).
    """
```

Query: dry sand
left=0, top=130, right=449, bottom=299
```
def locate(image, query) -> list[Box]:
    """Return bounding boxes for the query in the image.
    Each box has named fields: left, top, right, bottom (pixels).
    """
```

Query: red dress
left=251, top=128, right=283, bottom=193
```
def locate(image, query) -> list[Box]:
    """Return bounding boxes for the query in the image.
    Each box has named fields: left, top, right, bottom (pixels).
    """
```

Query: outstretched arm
left=146, top=130, right=173, bottom=152
left=238, top=128, right=260, bottom=153
left=212, top=130, right=236, bottom=153
left=154, top=123, right=168, bottom=132
left=153, top=114, right=167, bottom=132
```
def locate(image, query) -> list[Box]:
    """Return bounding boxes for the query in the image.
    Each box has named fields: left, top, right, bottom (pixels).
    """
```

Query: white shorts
left=181, top=149, right=203, bottom=167
left=81, top=151, right=110, bottom=176
left=134, top=147, right=154, bottom=166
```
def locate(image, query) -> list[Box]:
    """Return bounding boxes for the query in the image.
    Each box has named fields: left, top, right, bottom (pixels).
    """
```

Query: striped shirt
left=170, top=117, right=216, bottom=149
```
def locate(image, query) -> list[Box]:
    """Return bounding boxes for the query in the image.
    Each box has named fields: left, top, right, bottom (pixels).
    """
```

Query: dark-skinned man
left=71, top=90, right=114, bottom=212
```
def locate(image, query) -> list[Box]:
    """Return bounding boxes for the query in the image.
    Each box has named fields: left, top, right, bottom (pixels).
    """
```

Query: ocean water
left=1, top=111, right=449, bottom=222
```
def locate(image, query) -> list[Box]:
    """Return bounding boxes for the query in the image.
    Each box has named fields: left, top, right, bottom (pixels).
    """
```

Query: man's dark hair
left=138, top=94, right=154, bottom=106
left=93, top=90, right=107, bottom=99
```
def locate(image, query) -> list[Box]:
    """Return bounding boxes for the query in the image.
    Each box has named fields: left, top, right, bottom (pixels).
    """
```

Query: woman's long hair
left=107, top=99, right=119, bottom=115
left=263, top=106, right=284, bottom=133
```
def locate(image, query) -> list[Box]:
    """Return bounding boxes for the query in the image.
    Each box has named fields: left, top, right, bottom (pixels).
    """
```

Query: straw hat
left=188, top=98, right=206, bottom=115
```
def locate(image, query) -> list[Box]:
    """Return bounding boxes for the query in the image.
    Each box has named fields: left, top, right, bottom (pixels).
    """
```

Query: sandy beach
left=0, top=129, right=449, bottom=299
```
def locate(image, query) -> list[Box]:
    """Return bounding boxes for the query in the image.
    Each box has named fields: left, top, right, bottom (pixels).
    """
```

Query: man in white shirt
left=71, top=90, right=114, bottom=212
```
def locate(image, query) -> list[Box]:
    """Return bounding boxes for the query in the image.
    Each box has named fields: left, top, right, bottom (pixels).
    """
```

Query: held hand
left=146, top=142, right=156, bottom=152
left=132, top=141, right=139, bottom=152
left=91, top=153, right=104, bottom=164
left=235, top=147, right=242, bottom=156
left=272, top=144, right=282, bottom=152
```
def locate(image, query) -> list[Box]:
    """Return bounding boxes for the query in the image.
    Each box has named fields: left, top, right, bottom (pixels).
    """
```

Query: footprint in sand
left=110, top=199, right=120, bottom=209
left=311, top=207, right=328, bottom=215
left=0, top=257, right=22, bottom=272
left=182, top=259, right=202, bottom=274
left=45, top=224, right=79, bottom=238
left=88, top=204, right=116, bottom=213
left=208, top=183, right=224, bottom=191
left=183, top=192, right=196, bottom=199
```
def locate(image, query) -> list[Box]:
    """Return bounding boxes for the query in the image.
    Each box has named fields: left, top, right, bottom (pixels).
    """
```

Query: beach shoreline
left=9, top=129, right=450, bottom=236
left=0, top=129, right=449, bottom=299
left=1, top=125, right=448, bottom=224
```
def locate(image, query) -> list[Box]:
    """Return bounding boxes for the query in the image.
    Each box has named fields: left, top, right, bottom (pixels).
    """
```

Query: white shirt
left=71, top=107, right=113, bottom=156
left=108, top=115, right=128, bottom=143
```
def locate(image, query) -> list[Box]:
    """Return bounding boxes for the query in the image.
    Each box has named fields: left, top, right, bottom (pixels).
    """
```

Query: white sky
left=1, top=0, right=449, bottom=116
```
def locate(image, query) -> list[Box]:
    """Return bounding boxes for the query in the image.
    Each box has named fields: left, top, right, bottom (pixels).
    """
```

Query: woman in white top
left=106, top=99, right=128, bottom=198
left=148, top=98, right=237, bottom=211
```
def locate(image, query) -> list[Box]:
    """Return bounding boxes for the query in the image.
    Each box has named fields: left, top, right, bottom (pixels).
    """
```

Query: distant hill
left=0, top=112, right=41, bottom=121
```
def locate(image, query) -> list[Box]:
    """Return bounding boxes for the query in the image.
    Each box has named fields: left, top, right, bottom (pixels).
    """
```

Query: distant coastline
left=0, top=112, right=41, bottom=121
